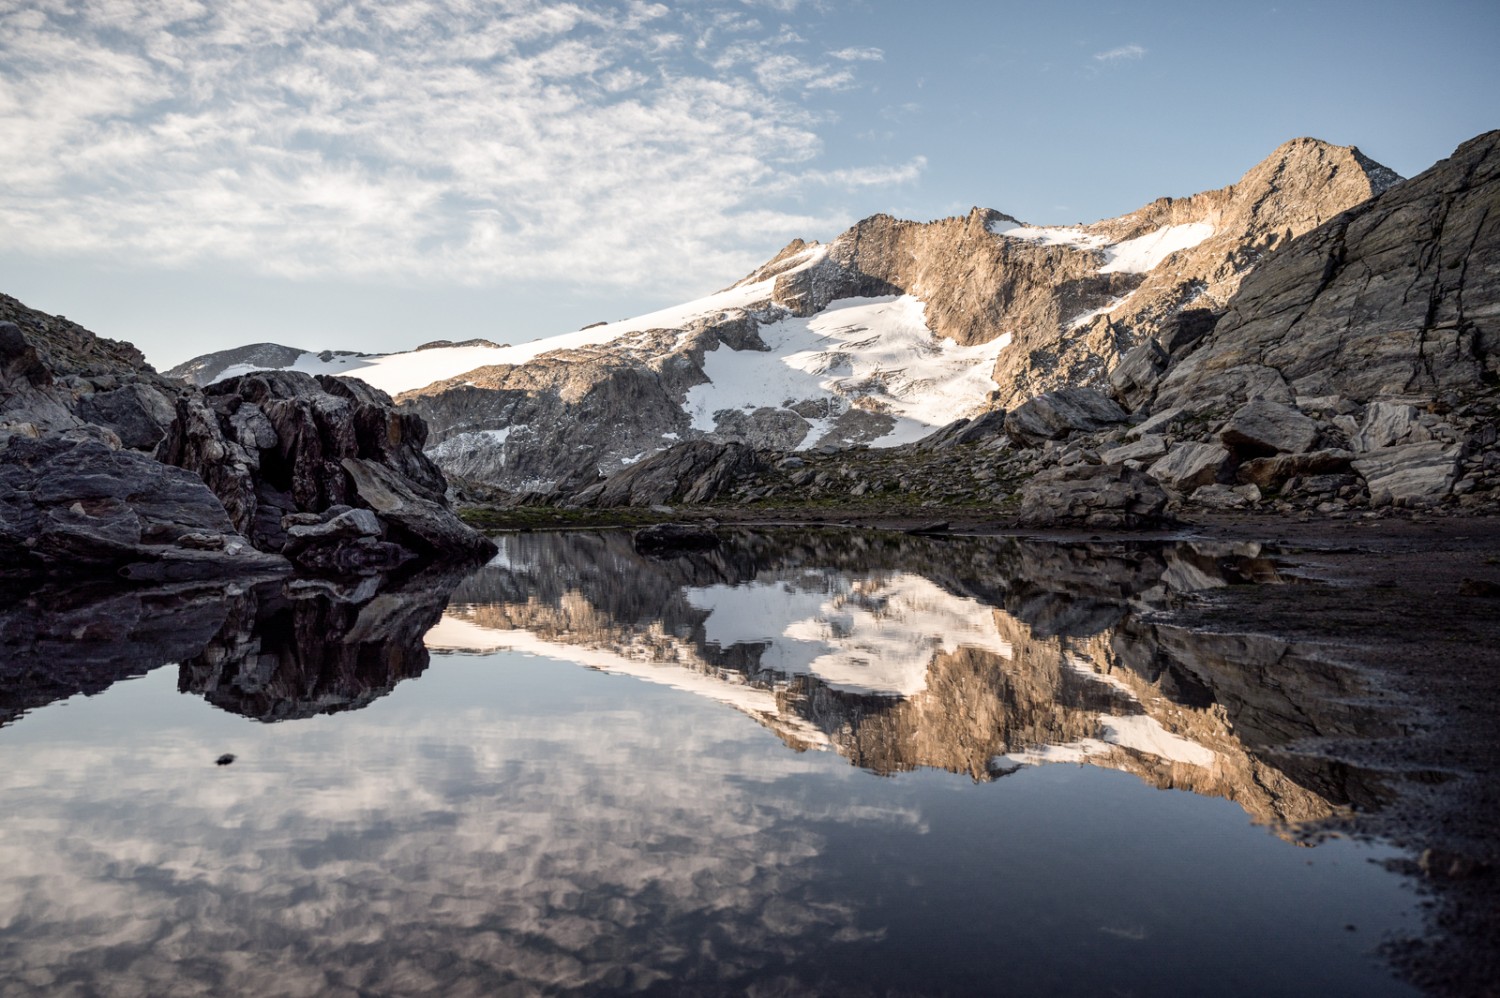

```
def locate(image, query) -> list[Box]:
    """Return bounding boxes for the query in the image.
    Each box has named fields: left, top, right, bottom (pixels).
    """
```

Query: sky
left=1, top=0, right=1497, bottom=370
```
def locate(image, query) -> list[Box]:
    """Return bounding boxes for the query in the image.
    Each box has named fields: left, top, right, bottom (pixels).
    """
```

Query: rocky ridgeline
left=523, top=131, right=1500, bottom=526
left=0, top=298, right=494, bottom=581
left=388, top=137, right=1397, bottom=492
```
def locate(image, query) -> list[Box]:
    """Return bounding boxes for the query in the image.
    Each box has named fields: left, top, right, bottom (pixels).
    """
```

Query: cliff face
left=774, top=138, right=1399, bottom=404
left=1155, top=130, right=1500, bottom=407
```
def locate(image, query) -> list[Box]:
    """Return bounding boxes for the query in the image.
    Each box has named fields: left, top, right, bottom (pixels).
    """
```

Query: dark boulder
left=632, top=523, right=721, bottom=556
left=592, top=441, right=766, bottom=507
left=0, top=435, right=287, bottom=580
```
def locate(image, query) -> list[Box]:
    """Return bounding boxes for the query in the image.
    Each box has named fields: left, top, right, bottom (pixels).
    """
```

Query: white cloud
left=1093, top=43, right=1146, bottom=62
left=828, top=46, right=884, bottom=62
left=0, top=0, right=915, bottom=293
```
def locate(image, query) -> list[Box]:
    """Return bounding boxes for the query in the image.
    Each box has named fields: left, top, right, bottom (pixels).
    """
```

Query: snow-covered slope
left=209, top=262, right=819, bottom=397
left=686, top=295, right=1008, bottom=449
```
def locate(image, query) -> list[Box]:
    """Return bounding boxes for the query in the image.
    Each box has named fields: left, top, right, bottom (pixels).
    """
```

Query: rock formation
left=0, top=295, right=495, bottom=581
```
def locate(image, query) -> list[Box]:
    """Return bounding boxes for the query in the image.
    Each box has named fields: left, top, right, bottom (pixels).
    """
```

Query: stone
left=1352, top=401, right=1433, bottom=452
left=1005, top=388, right=1128, bottom=445
left=1108, top=339, right=1168, bottom=410
left=1100, top=434, right=1169, bottom=465
left=340, top=458, right=496, bottom=559
left=1146, top=442, right=1232, bottom=491
left=1237, top=449, right=1355, bottom=489
left=592, top=441, right=766, bottom=508
left=0, top=436, right=285, bottom=580
left=1189, top=484, right=1251, bottom=509
left=1016, top=463, right=1172, bottom=529
left=1353, top=441, right=1461, bottom=503
left=632, top=523, right=720, bottom=556
left=1219, top=398, right=1319, bottom=456
left=1126, top=407, right=1187, bottom=440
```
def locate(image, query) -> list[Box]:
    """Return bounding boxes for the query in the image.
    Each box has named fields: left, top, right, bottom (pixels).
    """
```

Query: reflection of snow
left=997, top=654, right=1217, bottom=769
left=686, top=573, right=1013, bottom=696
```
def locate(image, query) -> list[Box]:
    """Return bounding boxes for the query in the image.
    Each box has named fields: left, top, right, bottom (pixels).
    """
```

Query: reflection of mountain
left=432, top=531, right=1398, bottom=828
left=0, top=569, right=469, bottom=728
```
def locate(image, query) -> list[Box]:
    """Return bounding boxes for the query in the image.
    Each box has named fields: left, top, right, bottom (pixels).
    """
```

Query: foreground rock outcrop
left=0, top=298, right=495, bottom=580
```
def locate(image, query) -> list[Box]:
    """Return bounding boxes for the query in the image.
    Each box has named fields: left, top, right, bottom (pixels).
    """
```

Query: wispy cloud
left=1093, top=43, right=1147, bottom=63
left=0, top=0, right=914, bottom=293
left=828, top=46, right=884, bottom=62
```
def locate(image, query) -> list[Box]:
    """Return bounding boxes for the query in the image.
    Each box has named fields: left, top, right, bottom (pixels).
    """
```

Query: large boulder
left=1218, top=398, right=1319, bottom=456
left=1237, top=449, right=1355, bottom=490
left=0, top=435, right=286, bottom=581
left=1004, top=388, right=1128, bottom=445
left=1147, top=442, right=1232, bottom=492
left=592, top=441, right=766, bottom=508
left=1016, top=464, right=1172, bottom=529
left=1353, top=442, right=1461, bottom=504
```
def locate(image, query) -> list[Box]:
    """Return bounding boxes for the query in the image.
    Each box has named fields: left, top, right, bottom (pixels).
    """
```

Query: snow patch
left=1099, top=223, right=1214, bottom=274
left=999, top=225, right=1109, bottom=251
left=684, top=295, right=1006, bottom=448
left=204, top=247, right=830, bottom=397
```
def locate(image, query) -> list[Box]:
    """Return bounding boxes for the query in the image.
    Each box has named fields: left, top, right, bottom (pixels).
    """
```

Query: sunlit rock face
left=432, top=531, right=1398, bottom=828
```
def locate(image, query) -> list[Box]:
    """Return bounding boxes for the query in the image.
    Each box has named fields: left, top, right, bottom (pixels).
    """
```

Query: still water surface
left=0, top=530, right=1420, bottom=996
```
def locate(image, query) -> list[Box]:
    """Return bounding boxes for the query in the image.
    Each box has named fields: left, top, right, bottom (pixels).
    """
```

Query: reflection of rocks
left=180, top=568, right=468, bottom=722
left=0, top=580, right=238, bottom=727
left=0, top=567, right=471, bottom=729
left=437, top=530, right=1399, bottom=828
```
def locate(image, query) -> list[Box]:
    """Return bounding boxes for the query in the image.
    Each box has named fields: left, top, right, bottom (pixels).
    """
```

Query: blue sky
left=2, top=0, right=1496, bottom=369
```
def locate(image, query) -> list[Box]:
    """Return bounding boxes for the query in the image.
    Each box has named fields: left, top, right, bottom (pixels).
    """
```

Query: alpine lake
left=1, top=526, right=1476, bottom=997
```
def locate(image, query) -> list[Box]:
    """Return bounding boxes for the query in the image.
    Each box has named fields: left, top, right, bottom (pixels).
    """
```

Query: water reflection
left=0, top=531, right=1423, bottom=997
left=432, top=531, right=1398, bottom=828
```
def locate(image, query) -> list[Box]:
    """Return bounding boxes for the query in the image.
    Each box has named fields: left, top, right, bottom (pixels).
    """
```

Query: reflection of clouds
left=0, top=690, right=915, bottom=995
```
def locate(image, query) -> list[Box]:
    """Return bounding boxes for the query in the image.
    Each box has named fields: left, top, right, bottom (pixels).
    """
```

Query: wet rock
left=1219, top=398, right=1319, bottom=456
left=1147, top=442, right=1232, bottom=492
left=1017, top=463, right=1172, bottom=529
left=632, top=522, right=721, bottom=556
left=1005, top=388, right=1128, bottom=445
